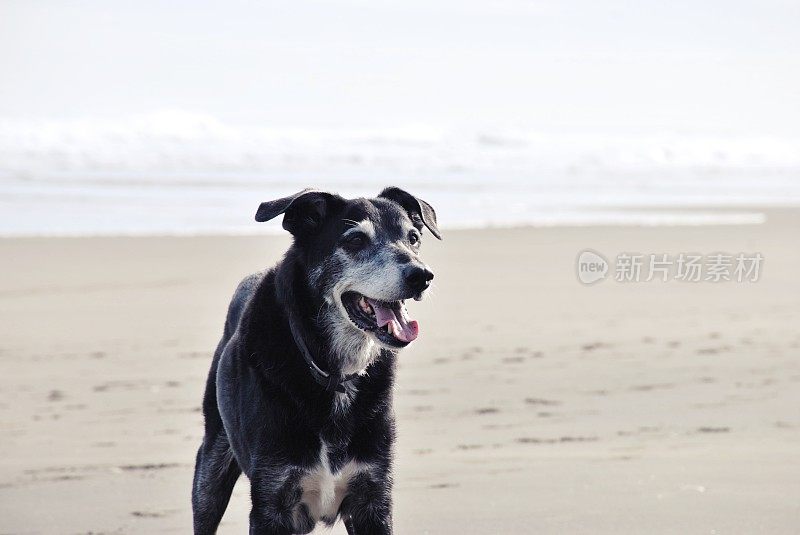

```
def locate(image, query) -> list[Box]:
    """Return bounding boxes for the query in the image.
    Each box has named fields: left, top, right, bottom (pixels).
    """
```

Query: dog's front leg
left=249, top=467, right=311, bottom=535
left=342, top=472, right=393, bottom=535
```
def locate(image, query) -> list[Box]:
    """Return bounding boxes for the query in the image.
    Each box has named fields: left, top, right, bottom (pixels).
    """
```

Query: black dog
left=192, top=187, right=440, bottom=534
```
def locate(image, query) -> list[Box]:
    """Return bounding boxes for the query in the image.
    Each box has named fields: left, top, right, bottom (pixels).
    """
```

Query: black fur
left=192, top=188, right=439, bottom=534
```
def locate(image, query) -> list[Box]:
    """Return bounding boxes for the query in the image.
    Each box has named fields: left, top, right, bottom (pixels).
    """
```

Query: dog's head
left=256, top=187, right=440, bottom=352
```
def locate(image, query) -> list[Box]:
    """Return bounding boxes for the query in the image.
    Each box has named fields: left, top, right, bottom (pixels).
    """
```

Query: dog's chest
left=299, top=442, right=367, bottom=521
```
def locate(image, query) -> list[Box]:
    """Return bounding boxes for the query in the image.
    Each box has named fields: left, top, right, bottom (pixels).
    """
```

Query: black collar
left=288, top=312, right=360, bottom=394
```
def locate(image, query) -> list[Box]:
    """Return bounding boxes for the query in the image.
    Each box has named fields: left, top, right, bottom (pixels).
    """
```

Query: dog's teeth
left=358, top=296, right=373, bottom=314
left=386, top=322, right=394, bottom=335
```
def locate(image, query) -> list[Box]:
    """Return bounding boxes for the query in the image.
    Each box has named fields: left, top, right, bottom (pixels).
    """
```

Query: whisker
left=342, top=218, right=360, bottom=228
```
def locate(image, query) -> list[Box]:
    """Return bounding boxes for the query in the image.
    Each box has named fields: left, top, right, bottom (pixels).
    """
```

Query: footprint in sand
left=93, top=380, right=149, bottom=392
left=516, top=436, right=599, bottom=444
left=429, top=483, right=459, bottom=489
left=630, top=383, right=674, bottom=392
left=696, top=345, right=731, bottom=354
left=131, top=509, right=179, bottom=518
left=696, top=426, right=730, bottom=433
left=582, top=342, right=611, bottom=351
left=118, top=462, right=182, bottom=472
left=524, top=397, right=560, bottom=406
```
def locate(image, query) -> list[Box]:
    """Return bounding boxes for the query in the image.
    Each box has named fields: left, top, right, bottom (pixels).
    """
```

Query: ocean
left=1, top=112, right=798, bottom=236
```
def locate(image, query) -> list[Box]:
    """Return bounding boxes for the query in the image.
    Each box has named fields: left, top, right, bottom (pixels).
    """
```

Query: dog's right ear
left=255, top=189, right=341, bottom=236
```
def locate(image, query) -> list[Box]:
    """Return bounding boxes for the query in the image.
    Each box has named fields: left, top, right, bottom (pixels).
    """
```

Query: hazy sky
left=1, top=0, right=798, bottom=134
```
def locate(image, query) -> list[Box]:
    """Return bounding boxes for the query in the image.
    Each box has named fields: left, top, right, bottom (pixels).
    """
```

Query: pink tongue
left=367, top=299, right=419, bottom=343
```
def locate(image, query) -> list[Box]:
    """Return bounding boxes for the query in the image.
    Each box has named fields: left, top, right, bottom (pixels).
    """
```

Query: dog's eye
left=408, top=231, right=420, bottom=246
left=341, top=232, right=368, bottom=251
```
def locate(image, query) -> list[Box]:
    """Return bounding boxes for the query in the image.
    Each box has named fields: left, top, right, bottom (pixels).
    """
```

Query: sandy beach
left=1, top=209, right=799, bottom=534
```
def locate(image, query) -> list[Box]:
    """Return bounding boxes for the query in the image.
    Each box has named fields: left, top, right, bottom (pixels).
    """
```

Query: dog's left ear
left=379, top=186, right=442, bottom=240
left=255, top=189, right=342, bottom=237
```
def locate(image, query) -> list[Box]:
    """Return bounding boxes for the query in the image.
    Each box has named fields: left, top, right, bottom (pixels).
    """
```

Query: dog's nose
left=404, top=265, right=434, bottom=293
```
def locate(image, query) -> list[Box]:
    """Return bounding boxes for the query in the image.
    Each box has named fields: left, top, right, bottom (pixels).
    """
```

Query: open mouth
left=341, top=291, right=419, bottom=347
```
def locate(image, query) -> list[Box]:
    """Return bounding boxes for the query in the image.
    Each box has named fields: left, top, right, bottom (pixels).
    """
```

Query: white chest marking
left=299, top=443, right=369, bottom=521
